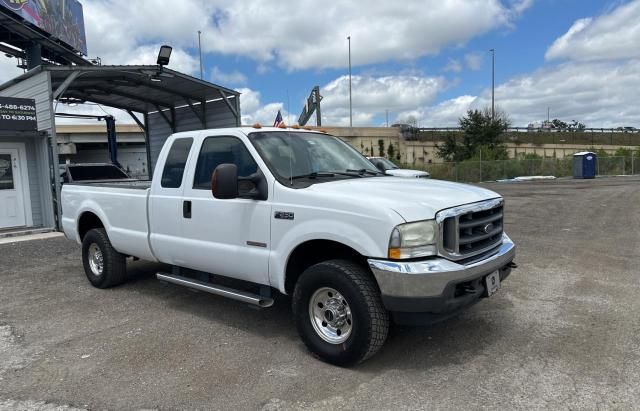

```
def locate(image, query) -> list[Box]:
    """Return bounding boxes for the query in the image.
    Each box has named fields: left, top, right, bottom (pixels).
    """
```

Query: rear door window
left=161, top=138, right=193, bottom=188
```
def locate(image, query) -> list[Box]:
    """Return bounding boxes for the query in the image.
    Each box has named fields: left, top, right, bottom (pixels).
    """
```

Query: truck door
left=148, top=137, right=194, bottom=265
left=178, top=135, right=271, bottom=285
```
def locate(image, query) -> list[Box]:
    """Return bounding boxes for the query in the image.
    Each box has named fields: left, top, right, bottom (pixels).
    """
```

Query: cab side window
left=161, top=138, right=193, bottom=188
left=193, top=136, right=259, bottom=194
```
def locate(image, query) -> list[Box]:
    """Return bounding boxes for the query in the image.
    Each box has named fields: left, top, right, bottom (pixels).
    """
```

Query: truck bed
left=61, top=182, right=155, bottom=262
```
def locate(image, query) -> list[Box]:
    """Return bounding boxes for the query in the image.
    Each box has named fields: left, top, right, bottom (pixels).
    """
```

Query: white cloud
left=0, top=57, right=24, bottom=85
left=210, top=67, right=247, bottom=86
left=443, top=59, right=463, bottom=73
left=464, top=52, right=484, bottom=71
left=239, top=74, right=446, bottom=127
left=400, top=59, right=640, bottom=128
left=320, top=75, right=446, bottom=126
left=201, top=0, right=531, bottom=70
left=237, top=88, right=294, bottom=126
left=79, top=0, right=530, bottom=72
left=545, top=0, right=640, bottom=62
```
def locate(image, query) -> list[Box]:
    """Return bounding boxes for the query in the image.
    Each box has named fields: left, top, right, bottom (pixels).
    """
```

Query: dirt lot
left=1, top=176, right=639, bottom=410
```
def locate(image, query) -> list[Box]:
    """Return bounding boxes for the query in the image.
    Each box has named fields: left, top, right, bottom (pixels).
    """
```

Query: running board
left=156, top=273, right=274, bottom=308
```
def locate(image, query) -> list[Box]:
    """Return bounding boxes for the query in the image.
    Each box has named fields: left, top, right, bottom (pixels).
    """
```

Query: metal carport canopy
left=0, top=65, right=241, bottom=124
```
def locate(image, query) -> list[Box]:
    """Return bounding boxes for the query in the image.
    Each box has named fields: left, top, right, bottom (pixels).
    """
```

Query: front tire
left=81, top=228, right=127, bottom=288
left=292, top=260, right=389, bottom=366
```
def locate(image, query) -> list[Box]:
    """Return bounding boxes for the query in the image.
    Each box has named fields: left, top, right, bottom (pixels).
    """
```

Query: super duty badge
left=274, top=211, right=294, bottom=220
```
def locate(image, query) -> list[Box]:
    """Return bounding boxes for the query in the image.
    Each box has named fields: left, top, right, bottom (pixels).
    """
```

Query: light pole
left=348, top=35, right=352, bottom=127
left=198, top=30, right=203, bottom=80
left=490, top=48, right=495, bottom=120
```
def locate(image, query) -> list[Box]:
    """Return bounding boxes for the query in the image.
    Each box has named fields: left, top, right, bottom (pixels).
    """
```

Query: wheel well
left=78, top=212, right=104, bottom=240
left=285, top=240, right=368, bottom=294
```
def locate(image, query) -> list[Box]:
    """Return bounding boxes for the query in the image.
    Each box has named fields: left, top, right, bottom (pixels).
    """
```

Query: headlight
left=388, top=220, right=437, bottom=259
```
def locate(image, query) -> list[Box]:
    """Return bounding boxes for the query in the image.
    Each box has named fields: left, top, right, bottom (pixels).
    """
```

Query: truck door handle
left=183, top=200, right=192, bottom=219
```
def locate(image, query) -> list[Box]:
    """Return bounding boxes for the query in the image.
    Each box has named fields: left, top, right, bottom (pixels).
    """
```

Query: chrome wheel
left=309, top=287, right=353, bottom=344
left=88, top=243, right=104, bottom=276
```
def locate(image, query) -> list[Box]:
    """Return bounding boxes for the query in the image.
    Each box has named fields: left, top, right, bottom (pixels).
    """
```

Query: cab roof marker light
left=252, top=123, right=262, bottom=129
left=278, top=123, right=287, bottom=129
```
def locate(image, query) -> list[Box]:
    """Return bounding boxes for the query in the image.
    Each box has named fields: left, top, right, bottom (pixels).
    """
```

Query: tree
left=436, top=108, right=509, bottom=162
left=551, top=119, right=568, bottom=130
left=568, top=120, right=586, bottom=131
left=378, top=139, right=385, bottom=157
left=387, top=142, right=395, bottom=160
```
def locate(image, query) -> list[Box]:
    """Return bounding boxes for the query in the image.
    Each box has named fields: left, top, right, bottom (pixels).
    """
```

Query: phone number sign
left=0, top=97, right=37, bottom=131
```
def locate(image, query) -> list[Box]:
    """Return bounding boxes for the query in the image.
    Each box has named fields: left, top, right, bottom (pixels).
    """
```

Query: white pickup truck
left=62, top=127, right=516, bottom=365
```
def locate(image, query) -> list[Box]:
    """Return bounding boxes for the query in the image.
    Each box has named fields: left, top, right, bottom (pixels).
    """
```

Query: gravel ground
left=0, top=176, right=638, bottom=410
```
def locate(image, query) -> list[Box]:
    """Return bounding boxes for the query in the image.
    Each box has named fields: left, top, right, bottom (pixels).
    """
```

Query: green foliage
left=436, top=108, right=509, bottom=162
left=516, top=152, right=543, bottom=160
left=378, top=139, right=385, bottom=157
left=387, top=143, right=395, bottom=161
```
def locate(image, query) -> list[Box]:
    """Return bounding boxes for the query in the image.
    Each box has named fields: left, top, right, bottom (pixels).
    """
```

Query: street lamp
left=348, top=35, right=352, bottom=127
left=489, top=48, right=495, bottom=120
left=198, top=31, right=203, bottom=80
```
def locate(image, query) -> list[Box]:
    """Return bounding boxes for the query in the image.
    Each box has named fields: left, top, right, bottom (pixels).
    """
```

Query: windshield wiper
left=346, top=169, right=385, bottom=176
left=290, top=172, right=335, bottom=180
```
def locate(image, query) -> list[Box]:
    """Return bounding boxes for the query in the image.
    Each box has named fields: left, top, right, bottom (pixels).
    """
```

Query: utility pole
left=547, top=107, right=550, bottom=123
left=348, top=35, right=353, bottom=127
left=198, top=30, right=203, bottom=79
left=490, top=48, right=495, bottom=120
left=386, top=109, right=389, bottom=127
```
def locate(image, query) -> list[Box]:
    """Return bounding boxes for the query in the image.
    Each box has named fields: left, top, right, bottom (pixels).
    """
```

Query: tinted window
left=193, top=136, right=258, bottom=193
left=161, top=138, right=193, bottom=188
left=67, top=165, right=129, bottom=181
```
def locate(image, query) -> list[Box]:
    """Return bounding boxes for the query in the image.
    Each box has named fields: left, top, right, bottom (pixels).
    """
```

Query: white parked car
left=368, top=156, right=430, bottom=178
left=62, top=127, right=516, bottom=366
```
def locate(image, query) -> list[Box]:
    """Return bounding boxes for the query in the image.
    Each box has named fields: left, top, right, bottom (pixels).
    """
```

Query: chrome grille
left=437, top=199, right=504, bottom=261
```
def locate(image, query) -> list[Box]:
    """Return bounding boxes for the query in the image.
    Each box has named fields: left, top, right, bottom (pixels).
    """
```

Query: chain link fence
left=420, top=156, right=639, bottom=183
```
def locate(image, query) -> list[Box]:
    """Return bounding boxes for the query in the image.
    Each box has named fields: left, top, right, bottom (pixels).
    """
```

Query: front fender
left=270, top=218, right=389, bottom=293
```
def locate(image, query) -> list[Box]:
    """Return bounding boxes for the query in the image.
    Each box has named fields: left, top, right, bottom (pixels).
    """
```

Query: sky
left=1, top=0, right=639, bottom=128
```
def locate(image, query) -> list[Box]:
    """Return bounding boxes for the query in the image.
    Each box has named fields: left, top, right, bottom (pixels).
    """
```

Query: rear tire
left=292, top=259, right=389, bottom=366
left=81, top=228, right=127, bottom=288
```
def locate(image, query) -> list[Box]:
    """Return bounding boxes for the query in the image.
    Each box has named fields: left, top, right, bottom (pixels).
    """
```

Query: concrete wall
left=314, top=127, right=639, bottom=167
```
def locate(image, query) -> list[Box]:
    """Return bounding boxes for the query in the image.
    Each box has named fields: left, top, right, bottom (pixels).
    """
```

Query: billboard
left=1, top=0, right=87, bottom=55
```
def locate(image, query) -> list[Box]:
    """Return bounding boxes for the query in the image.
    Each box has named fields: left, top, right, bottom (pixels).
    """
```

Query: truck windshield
left=248, top=131, right=380, bottom=183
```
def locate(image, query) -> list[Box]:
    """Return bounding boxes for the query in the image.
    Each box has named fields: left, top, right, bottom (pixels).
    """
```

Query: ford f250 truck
left=61, top=127, right=516, bottom=365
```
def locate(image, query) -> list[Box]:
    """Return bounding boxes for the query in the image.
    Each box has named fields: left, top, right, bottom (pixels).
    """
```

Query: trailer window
left=193, top=136, right=258, bottom=193
left=161, top=138, right=193, bottom=188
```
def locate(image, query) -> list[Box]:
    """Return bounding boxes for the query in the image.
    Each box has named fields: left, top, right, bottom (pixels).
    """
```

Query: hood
left=306, top=177, right=500, bottom=222
left=385, top=169, right=430, bottom=178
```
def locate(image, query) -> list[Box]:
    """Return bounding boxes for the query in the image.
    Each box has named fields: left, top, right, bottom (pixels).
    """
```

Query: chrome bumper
left=368, top=233, right=516, bottom=299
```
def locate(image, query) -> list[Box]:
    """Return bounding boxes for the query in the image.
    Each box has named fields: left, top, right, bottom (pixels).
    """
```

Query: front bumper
left=368, top=233, right=516, bottom=323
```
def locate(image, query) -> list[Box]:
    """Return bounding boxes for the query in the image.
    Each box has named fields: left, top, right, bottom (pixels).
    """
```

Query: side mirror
left=211, top=164, right=238, bottom=199
left=373, top=161, right=386, bottom=173
left=241, top=169, right=268, bottom=201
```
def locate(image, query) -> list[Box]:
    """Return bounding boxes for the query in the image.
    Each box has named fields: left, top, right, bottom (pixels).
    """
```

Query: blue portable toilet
left=573, top=152, right=597, bottom=179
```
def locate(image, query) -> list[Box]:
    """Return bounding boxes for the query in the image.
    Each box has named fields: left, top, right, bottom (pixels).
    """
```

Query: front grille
left=438, top=199, right=504, bottom=261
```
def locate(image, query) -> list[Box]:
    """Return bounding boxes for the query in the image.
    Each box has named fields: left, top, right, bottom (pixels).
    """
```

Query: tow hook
left=507, top=261, right=518, bottom=269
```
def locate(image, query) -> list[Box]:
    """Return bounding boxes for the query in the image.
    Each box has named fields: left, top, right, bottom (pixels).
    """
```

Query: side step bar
left=156, top=273, right=274, bottom=308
